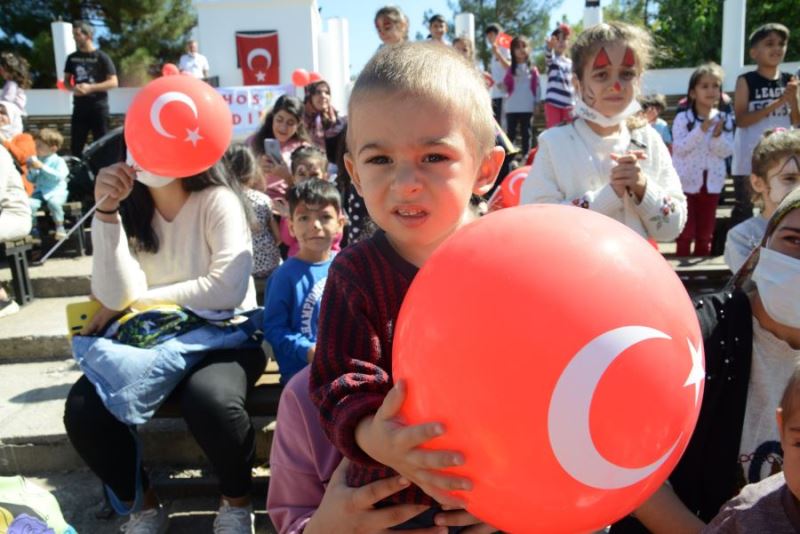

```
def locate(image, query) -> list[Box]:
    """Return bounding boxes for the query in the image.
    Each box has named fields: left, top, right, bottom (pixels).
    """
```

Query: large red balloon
left=500, top=165, right=530, bottom=207
left=291, top=68, right=310, bottom=87
left=124, top=75, right=232, bottom=177
left=393, top=205, right=704, bottom=533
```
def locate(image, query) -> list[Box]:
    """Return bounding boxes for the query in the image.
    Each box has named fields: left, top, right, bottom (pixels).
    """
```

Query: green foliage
left=449, top=0, right=563, bottom=70
left=566, top=0, right=799, bottom=69
left=745, top=0, right=800, bottom=63
left=0, top=0, right=196, bottom=87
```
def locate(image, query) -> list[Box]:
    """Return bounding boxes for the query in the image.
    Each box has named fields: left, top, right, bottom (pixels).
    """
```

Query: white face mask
left=752, top=247, right=800, bottom=328
left=126, top=151, right=175, bottom=188
left=573, top=94, right=641, bottom=129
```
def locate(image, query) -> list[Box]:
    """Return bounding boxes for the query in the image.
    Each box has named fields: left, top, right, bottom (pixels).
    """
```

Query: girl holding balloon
left=520, top=22, right=687, bottom=242
left=250, top=94, right=310, bottom=200
left=64, top=76, right=266, bottom=533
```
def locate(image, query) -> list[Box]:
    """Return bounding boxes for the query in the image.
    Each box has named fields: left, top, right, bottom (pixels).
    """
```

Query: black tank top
left=741, top=70, right=793, bottom=117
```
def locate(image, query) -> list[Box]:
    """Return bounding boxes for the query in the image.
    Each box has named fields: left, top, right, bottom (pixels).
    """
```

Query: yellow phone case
left=65, top=300, right=102, bottom=338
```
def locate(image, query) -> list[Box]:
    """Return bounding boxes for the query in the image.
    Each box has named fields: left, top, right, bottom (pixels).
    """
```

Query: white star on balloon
left=683, top=339, right=705, bottom=405
left=255, top=71, right=266, bottom=82
left=184, top=127, right=203, bottom=147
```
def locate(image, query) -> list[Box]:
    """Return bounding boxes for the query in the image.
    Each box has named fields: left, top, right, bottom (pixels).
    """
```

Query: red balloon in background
left=500, top=165, right=530, bottom=208
left=124, top=75, right=232, bottom=177
left=308, top=71, right=323, bottom=82
left=161, top=63, right=179, bottom=76
left=56, top=79, right=67, bottom=91
left=291, top=68, right=310, bottom=87
left=393, top=205, right=704, bottom=533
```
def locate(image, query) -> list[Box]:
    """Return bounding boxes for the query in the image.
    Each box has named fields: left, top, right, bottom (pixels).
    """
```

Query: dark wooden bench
left=34, top=201, right=88, bottom=258
left=1, top=236, right=35, bottom=305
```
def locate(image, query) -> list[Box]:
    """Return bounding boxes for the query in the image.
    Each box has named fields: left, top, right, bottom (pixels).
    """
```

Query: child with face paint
left=616, top=189, right=800, bottom=533
left=520, top=22, right=687, bottom=242
left=502, top=36, right=540, bottom=155
left=672, top=62, right=735, bottom=257
left=725, top=129, right=800, bottom=272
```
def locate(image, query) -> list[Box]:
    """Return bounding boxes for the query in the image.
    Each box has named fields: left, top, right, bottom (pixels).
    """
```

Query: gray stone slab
left=0, top=296, right=87, bottom=360
left=23, top=470, right=277, bottom=533
left=0, top=256, right=91, bottom=299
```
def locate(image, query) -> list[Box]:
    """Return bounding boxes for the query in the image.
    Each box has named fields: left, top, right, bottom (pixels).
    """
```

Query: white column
left=455, top=13, right=475, bottom=41
left=318, top=18, right=349, bottom=112
left=583, top=0, right=603, bottom=29
left=51, top=21, right=76, bottom=80
left=721, top=0, right=746, bottom=91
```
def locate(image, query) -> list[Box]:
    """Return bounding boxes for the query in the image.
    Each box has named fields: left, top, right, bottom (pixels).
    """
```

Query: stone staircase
left=0, top=256, right=278, bottom=532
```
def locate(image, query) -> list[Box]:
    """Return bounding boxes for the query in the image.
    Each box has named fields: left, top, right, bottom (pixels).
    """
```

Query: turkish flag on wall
left=236, top=32, right=279, bottom=85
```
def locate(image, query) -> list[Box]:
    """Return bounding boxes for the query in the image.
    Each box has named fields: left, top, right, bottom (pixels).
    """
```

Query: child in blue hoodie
left=28, top=128, right=69, bottom=238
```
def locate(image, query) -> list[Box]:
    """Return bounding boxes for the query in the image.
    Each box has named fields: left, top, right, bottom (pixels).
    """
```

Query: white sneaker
left=0, top=298, right=20, bottom=318
left=119, top=507, right=167, bottom=533
left=213, top=500, right=254, bottom=534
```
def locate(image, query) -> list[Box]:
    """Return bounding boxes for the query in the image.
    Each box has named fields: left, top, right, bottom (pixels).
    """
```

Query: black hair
left=252, top=95, right=309, bottom=156
left=429, top=14, right=446, bottom=25
left=290, top=145, right=327, bottom=175
left=121, top=161, right=254, bottom=254
left=749, top=23, right=789, bottom=48
left=510, top=36, right=531, bottom=76
left=639, top=93, right=667, bottom=112
left=683, top=62, right=733, bottom=133
left=286, top=178, right=342, bottom=217
left=222, top=143, right=263, bottom=188
left=73, top=20, right=94, bottom=39
left=485, top=23, right=502, bottom=35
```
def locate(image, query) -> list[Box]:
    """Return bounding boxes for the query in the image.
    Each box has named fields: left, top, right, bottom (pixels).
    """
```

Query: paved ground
left=26, top=470, right=278, bottom=533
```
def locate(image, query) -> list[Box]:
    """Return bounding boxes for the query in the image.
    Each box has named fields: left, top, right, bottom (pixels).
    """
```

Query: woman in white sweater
left=520, top=22, right=686, bottom=242
left=0, top=145, right=31, bottom=317
left=64, top=160, right=265, bottom=534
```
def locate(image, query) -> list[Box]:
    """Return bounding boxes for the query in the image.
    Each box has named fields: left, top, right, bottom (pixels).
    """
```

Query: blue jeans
left=29, top=190, right=67, bottom=226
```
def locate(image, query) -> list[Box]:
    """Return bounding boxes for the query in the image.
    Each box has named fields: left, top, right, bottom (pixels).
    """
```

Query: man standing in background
left=179, top=39, right=210, bottom=79
left=64, top=21, right=117, bottom=157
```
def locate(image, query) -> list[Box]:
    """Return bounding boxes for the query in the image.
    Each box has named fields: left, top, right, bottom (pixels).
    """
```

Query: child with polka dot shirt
left=672, top=62, right=735, bottom=256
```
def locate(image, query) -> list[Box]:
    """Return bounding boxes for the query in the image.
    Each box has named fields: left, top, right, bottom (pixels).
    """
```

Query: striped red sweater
left=309, top=230, right=433, bottom=505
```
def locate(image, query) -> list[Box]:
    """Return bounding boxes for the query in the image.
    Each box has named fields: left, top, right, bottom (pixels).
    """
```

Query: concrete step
left=0, top=360, right=277, bottom=475
left=0, top=256, right=91, bottom=300
left=0, top=296, right=89, bottom=361
left=22, top=470, right=277, bottom=533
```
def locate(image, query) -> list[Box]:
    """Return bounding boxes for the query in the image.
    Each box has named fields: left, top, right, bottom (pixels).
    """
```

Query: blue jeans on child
left=29, top=189, right=68, bottom=225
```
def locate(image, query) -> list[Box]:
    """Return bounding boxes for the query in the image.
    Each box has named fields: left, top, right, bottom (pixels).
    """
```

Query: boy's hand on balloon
left=434, top=507, right=498, bottom=533
left=304, top=457, right=433, bottom=534
left=355, top=380, right=472, bottom=508
left=95, top=162, right=136, bottom=214
left=610, top=151, right=647, bottom=201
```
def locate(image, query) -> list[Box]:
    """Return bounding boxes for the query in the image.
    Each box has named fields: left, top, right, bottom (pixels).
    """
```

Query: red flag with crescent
left=236, top=31, right=279, bottom=85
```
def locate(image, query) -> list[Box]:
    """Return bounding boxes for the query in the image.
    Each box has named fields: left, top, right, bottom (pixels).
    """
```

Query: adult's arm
left=633, top=484, right=705, bottom=534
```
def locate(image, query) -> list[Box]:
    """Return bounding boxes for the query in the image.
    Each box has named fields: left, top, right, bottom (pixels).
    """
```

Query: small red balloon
left=291, top=68, right=310, bottom=87
left=308, top=71, right=323, bottom=83
left=56, top=79, right=67, bottom=91
left=124, top=75, right=233, bottom=177
left=161, top=63, right=179, bottom=76
left=393, top=205, right=704, bottom=533
left=500, top=165, right=530, bottom=207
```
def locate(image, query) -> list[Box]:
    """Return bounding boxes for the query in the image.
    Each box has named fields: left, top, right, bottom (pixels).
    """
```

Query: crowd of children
left=1, top=7, right=800, bottom=534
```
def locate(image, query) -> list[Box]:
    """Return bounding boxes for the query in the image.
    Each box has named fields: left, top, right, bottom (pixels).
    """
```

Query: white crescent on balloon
left=547, top=326, right=695, bottom=490
left=507, top=172, right=526, bottom=196
left=149, top=91, right=199, bottom=139
left=247, top=48, right=273, bottom=71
